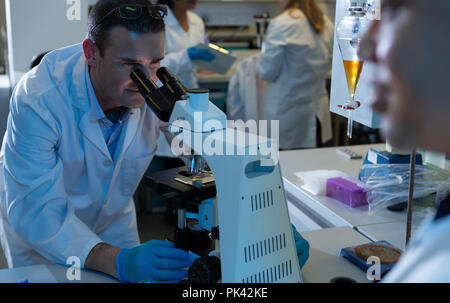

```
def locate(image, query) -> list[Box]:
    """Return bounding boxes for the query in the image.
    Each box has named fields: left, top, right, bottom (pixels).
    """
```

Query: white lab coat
left=382, top=214, right=450, bottom=282
left=0, top=43, right=166, bottom=268
left=258, top=9, right=333, bottom=149
left=157, top=6, right=205, bottom=157
left=227, top=53, right=267, bottom=124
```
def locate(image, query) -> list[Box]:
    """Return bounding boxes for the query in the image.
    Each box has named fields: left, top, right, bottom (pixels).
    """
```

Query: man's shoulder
left=13, top=44, right=86, bottom=109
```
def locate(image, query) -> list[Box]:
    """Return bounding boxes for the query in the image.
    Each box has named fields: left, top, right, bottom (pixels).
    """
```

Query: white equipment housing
left=170, top=91, right=302, bottom=283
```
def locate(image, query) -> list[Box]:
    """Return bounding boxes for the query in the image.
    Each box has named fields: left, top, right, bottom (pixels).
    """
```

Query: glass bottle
left=336, top=0, right=370, bottom=139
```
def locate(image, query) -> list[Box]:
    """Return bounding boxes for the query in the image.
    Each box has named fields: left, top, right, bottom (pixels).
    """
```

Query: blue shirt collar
left=85, top=66, right=131, bottom=123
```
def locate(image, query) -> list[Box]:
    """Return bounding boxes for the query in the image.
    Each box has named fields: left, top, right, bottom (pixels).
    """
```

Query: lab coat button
left=103, top=160, right=113, bottom=167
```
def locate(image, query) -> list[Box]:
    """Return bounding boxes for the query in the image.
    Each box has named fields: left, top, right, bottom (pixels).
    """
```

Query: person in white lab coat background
left=258, top=0, right=334, bottom=150
left=358, top=0, right=450, bottom=282
left=0, top=0, right=310, bottom=282
left=155, top=0, right=214, bottom=158
left=158, top=0, right=213, bottom=89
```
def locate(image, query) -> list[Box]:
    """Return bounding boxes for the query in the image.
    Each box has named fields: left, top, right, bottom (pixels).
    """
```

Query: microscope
left=131, top=67, right=302, bottom=283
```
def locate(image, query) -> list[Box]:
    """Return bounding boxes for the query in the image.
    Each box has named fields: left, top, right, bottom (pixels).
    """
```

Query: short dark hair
left=88, top=0, right=165, bottom=56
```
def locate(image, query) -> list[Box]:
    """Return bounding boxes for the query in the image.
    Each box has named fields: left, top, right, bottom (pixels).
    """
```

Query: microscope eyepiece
left=156, top=67, right=175, bottom=84
left=157, top=67, right=188, bottom=96
left=129, top=67, right=188, bottom=122
left=130, top=68, right=158, bottom=95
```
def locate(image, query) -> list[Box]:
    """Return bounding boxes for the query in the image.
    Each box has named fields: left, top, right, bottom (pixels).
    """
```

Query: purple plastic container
left=326, top=177, right=367, bottom=208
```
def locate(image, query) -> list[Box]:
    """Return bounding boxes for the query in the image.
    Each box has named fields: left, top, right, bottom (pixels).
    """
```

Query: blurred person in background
left=359, top=0, right=450, bottom=282
left=258, top=0, right=334, bottom=150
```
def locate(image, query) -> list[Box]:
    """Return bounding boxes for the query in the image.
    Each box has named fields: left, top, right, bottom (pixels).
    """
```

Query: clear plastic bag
left=359, top=164, right=450, bottom=213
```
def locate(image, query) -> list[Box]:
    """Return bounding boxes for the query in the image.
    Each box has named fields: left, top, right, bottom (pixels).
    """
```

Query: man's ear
left=83, top=39, right=99, bottom=68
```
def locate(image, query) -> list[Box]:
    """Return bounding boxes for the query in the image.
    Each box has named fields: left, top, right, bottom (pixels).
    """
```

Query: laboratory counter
left=0, top=144, right=414, bottom=283
left=0, top=226, right=371, bottom=283
left=281, top=144, right=445, bottom=250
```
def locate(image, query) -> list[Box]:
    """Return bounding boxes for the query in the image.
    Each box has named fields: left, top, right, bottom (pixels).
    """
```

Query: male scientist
left=0, top=0, right=309, bottom=282
left=359, top=0, right=450, bottom=282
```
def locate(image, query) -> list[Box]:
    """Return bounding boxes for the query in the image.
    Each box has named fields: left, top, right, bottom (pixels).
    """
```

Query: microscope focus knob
left=188, top=256, right=221, bottom=283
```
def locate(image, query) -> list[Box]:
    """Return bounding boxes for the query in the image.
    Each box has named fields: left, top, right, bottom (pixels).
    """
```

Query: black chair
left=30, top=51, right=50, bottom=70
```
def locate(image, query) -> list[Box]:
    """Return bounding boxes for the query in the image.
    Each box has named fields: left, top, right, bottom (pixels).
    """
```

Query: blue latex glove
left=116, top=240, right=194, bottom=283
left=187, top=46, right=215, bottom=61
left=292, top=224, right=310, bottom=269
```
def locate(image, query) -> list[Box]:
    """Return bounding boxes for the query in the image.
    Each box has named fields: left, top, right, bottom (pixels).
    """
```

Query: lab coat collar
left=85, top=66, right=107, bottom=122
left=70, top=50, right=140, bottom=162
left=69, top=54, right=90, bottom=110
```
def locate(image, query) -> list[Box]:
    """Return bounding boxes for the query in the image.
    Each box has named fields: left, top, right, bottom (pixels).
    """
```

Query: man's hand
left=116, top=240, right=194, bottom=283
left=292, top=224, right=310, bottom=269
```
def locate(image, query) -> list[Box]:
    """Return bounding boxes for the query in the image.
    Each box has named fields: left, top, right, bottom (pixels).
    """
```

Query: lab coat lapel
left=113, top=108, right=141, bottom=166
left=78, top=112, right=112, bottom=161
left=83, top=106, right=141, bottom=234
left=70, top=56, right=112, bottom=161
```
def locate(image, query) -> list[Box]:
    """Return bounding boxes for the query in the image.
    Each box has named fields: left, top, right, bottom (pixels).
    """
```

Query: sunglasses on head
left=90, top=4, right=167, bottom=35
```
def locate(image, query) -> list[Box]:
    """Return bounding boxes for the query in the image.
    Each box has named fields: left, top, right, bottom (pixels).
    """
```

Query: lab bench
left=0, top=226, right=370, bottom=283
left=0, top=144, right=407, bottom=283
left=280, top=144, right=440, bottom=251
left=0, top=146, right=443, bottom=283
left=0, top=263, right=117, bottom=283
left=0, top=143, right=437, bottom=283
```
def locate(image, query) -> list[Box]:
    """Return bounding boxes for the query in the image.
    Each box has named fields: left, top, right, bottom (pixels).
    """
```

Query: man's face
left=88, top=26, right=165, bottom=111
left=359, top=0, right=450, bottom=153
